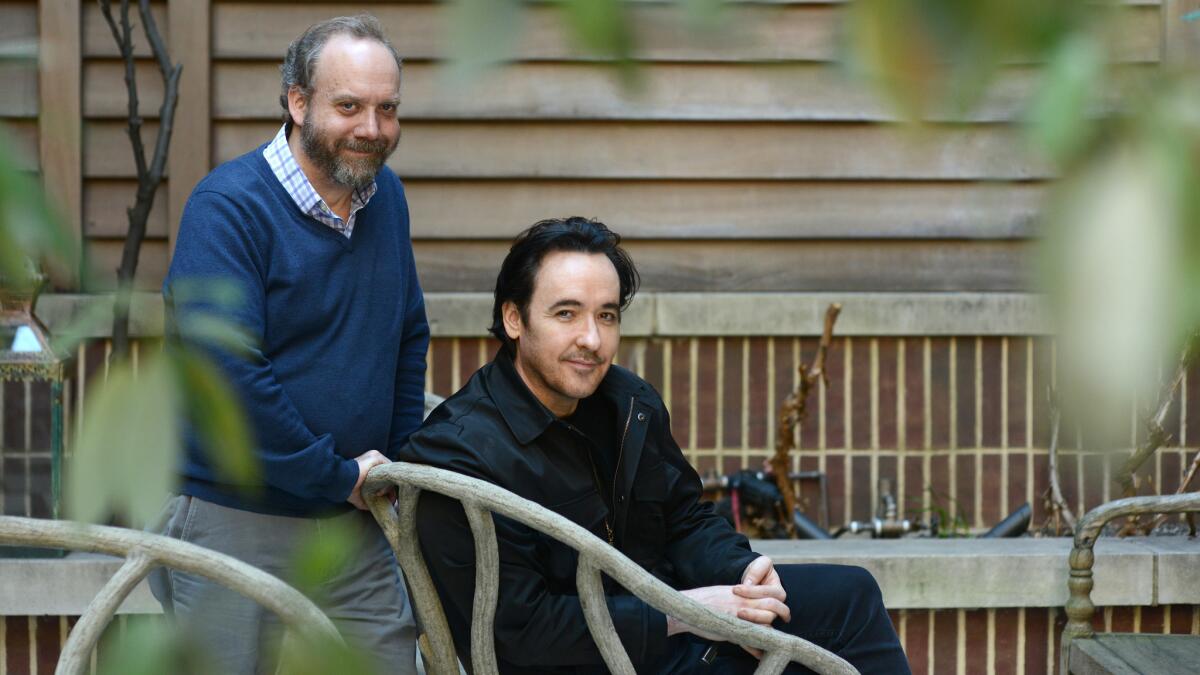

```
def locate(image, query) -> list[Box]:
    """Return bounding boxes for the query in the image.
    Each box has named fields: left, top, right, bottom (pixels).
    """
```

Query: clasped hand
left=667, top=556, right=790, bottom=657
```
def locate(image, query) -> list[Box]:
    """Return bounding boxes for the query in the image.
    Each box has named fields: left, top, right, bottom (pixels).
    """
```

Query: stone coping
left=2, top=536, right=1195, bottom=616
left=34, top=291, right=1051, bottom=339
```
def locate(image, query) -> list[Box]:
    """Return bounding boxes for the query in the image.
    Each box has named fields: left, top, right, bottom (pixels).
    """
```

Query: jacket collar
left=486, top=348, right=649, bottom=446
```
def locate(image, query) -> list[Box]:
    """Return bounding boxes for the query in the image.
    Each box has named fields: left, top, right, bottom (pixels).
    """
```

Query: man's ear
left=502, top=301, right=523, bottom=341
left=286, top=86, right=308, bottom=128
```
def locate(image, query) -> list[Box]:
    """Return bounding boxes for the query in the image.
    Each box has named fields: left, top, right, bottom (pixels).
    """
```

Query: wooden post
left=1163, top=0, right=1200, bottom=64
left=38, top=0, right=83, bottom=289
left=166, top=0, right=211, bottom=261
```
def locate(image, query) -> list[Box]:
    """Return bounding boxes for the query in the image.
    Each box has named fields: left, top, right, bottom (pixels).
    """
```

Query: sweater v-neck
left=252, top=148, right=362, bottom=252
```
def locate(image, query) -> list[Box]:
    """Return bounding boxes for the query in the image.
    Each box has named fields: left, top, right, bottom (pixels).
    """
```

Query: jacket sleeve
left=407, top=429, right=668, bottom=668
left=165, top=190, right=359, bottom=502
left=656, top=402, right=761, bottom=588
left=385, top=188, right=430, bottom=458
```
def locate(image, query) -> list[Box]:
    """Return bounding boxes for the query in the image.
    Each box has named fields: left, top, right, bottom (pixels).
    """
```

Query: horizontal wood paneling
left=199, top=121, right=1052, bottom=181
left=82, top=177, right=1041, bottom=240
left=0, top=59, right=37, bottom=117
left=84, top=238, right=169, bottom=291
left=0, top=0, right=38, bottom=46
left=197, top=2, right=1161, bottom=64
left=412, top=240, right=1032, bottom=292
left=198, top=61, right=1137, bottom=123
left=83, top=180, right=168, bottom=238
left=403, top=179, right=1043, bottom=239
left=2, top=119, right=39, bottom=170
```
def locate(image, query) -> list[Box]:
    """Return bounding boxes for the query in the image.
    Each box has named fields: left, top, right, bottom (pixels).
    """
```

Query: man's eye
left=599, top=312, right=617, bottom=323
left=380, top=103, right=397, bottom=113
left=556, top=310, right=574, bottom=319
left=339, top=102, right=356, bottom=112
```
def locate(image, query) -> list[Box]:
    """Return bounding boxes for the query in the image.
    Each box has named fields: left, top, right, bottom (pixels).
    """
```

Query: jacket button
left=636, top=412, right=646, bottom=422
left=618, top=495, right=625, bottom=503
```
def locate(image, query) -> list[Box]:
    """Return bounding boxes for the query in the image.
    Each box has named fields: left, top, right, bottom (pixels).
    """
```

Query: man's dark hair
left=490, top=217, right=640, bottom=353
left=278, top=14, right=403, bottom=128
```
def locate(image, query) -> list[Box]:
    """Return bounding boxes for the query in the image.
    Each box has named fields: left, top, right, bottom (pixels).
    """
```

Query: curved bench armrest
left=365, top=462, right=858, bottom=675
left=0, top=516, right=341, bottom=675
left=1062, top=492, right=1200, bottom=643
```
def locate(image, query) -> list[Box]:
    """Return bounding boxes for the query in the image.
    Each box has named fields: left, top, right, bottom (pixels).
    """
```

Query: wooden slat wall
left=0, top=1, right=40, bottom=172
left=60, top=0, right=1164, bottom=292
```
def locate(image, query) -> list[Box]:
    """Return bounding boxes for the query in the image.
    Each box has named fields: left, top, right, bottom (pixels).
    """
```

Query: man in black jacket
left=399, top=217, right=909, bottom=674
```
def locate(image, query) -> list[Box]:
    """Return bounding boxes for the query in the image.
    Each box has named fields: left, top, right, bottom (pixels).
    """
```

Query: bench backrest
left=364, top=462, right=858, bottom=675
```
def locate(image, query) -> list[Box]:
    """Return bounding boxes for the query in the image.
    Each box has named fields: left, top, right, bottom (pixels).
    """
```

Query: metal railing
left=364, top=462, right=858, bottom=675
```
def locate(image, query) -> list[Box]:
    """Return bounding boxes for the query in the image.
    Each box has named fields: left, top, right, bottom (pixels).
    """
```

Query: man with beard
left=155, top=15, right=425, bottom=674
left=400, top=218, right=909, bottom=674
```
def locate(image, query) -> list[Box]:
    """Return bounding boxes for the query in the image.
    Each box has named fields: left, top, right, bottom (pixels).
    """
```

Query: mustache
left=562, top=351, right=603, bottom=365
left=337, top=138, right=391, bottom=155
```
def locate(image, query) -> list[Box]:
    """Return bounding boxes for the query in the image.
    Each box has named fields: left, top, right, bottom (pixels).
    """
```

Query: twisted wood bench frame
left=0, top=515, right=342, bottom=675
left=364, top=462, right=858, bottom=675
left=1060, top=492, right=1200, bottom=672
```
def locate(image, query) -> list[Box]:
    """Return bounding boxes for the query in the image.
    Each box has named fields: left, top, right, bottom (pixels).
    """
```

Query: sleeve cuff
left=322, top=457, right=361, bottom=503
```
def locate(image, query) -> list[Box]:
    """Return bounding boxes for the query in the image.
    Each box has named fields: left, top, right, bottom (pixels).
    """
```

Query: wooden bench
left=364, top=462, right=858, bottom=675
left=1061, top=492, right=1200, bottom=674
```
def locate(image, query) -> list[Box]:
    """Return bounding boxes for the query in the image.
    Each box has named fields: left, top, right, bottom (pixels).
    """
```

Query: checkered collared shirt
left=262, top=125, right=376, bottom=238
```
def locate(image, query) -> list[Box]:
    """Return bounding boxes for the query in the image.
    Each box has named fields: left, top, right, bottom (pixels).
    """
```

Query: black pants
left=653, top=564, right=910, bottom=674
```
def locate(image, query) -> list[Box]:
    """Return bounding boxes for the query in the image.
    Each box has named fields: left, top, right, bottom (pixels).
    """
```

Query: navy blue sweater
left=164, top=145, right=429, bottom=517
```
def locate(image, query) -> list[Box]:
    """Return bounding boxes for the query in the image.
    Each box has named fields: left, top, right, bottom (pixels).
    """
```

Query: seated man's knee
left=780, top=564, right=886, bottom=621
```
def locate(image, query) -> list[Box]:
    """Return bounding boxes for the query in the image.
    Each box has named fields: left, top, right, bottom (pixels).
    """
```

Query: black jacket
left=399, top=350, right=759, bottom=673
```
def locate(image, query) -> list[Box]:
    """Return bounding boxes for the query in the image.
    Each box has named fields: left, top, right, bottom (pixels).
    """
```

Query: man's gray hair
left=278, top=14, right=403, bottom=127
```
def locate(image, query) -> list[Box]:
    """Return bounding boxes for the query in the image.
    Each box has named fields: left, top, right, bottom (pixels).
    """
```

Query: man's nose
left=357, top=113, right=380, bottom=140
left=577, top=317, right=601, bottom=352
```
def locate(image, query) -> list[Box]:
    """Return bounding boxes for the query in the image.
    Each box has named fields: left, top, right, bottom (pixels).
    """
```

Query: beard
left=300, top=117, right=398, bottom=190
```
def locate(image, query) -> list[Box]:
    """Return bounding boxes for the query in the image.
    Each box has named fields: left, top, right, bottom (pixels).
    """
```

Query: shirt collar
left=262, top=125, right=377, bottom=235
left=485, top=348, right=643, bottom=446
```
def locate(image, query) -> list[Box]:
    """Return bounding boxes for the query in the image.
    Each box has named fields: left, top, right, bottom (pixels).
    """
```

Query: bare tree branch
left=769, top=303, right=841, bottom=536
left=1114, top=333, right=1199, bottom=500
left=1045, top=388, right=1076, bottom=533
left=101, top=0, right=182, bottom=362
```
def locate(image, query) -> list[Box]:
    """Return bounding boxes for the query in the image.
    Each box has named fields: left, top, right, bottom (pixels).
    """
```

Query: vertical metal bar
left=24, top=380, right=33, bottom=517
left=956, top=609, right=966, bottom=675
left=870, top=338, right=880, bottom=512
left=843, top=340, right=853, bottom=523
left=663, top=339, right=673, bottom=412
left=451, top=337, right=461, bottom=390
left=741, top=339, right=750, bottom=469
left=0, top=377, right=6, bottom=512
left=949, top=339, right=958, bottom=511
left=923, top=338, right=932, bottom=514
left=1016, top=608, right=1026, bottom=674
left=898, top=338, right=907, bottom=512
left=765, top=338, right=775, bottom=451
left=424, top=340, right=434, bottom=393
left=52, top=380, right=63, bottom=520
left=688, top=338, right=698, bottom=457
left=986, top=608, right=996, bottom=675
left=715, top=338, right=725, bottom=463
left=926, top=610, right=935, bottom=675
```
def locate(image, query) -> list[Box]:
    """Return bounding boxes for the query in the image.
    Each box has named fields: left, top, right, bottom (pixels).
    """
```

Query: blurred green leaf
left=275, top=630, right=381, bottom=675
left=1027, top=34, right=1104, bottom=164
left=98, top=617, right=215, bottom=675
left=0, top=129, right=79, bottom=288
left=171, top=349, right=258, bottom=485
left=443, top=0, right=524, bottom=82
left=1043, top=141, right=1186, bottom=442
left=174, top=313, right=257, bottom=358
left=285, top=522, right=362, bottom=600
left=67, top=354, right=179, bottom=524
